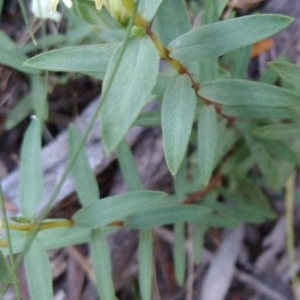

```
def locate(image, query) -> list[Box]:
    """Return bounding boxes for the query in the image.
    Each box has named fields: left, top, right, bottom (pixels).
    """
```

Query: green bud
left=104, top=0, right=131, bottom=26
left=130, top=25, right=146, bottom=38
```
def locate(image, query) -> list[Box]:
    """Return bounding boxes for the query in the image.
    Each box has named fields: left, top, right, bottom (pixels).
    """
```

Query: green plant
left=1, top=0, right=300, bottom=299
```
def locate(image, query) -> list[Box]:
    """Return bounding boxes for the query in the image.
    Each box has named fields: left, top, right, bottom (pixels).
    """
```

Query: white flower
left=31, top=0, right=72, bottom=22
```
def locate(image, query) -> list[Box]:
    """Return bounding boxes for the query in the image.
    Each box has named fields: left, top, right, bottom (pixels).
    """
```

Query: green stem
left=130, top=6, right=230, bottom=118
left=0, top=185, right=21, bottom=300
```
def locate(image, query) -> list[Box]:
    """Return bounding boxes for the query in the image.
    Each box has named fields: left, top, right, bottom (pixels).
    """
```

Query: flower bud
left=104, top=0, right=130, bottom=26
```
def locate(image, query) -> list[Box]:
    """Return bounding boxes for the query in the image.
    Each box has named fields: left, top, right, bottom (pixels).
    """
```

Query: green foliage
left=5, top=94, right=32, bottom=130
left=169, top=14, right=292, bottom=61
left=99, top=36, right=160, bottom=152
left=138, top=0, right=163, bottom=21
left=254, top=123, right=300, bottom=140
left=125, top=204, right=239, bottom=228
left=0, top=251, right=10, bottom=284
left=74, top=191, right=166, bottom=228
left=200, top=79, right=300, bottom=106
left=138, top=229, right=153, bottom=300
left=19, top=117, right=43, bottom=219
left=69, top=125, right=100, bottom=205
left=153, top=0, right=191, bottom=46
left=269, top=61, right=300, bottom=88
left=192, top=224, right=206, bottom=265
left=25, top=44, right=118, bottom=79
left=197, top=105, right=218, bottom=187
left=24, top=239, right=53, bottom=300
left=90, top=228, right=115, bottom=300
left=0, top=30, right=39, bottom=74
left=30, top=75, right=48, bottom=121
left=117, top=140, right=143, bottom=190
left=2, top=0, right=300, bottom=298
left=173, top=223, right=186, bottom=284
left=162, top=74, right=196, bottom=175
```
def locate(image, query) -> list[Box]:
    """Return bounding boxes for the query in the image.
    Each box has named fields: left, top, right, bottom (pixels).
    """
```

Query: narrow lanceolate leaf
left=138, top=230, right=153, bottom=300
left=0, top=48, right=39, bottom=74
left=153, top=0, right=190, bottom=46
left=192, top=225, right=206, bottom=265
left=24, top=44, right=118, bottom=76
left=269, top=61, right=300, bottom=88
left=200, top=79, right=300, bottom=107
left=198, top=105, right=218, bottom=187
left=205, top=198, right=274, bottom=223
left=134, top=111, right=161, bottom=126
left=5, top=94, right=32, bottom=130
left=202, top=0, right=218, bottom=25
left=173, top=223, right=185, bottom=285
left=0, top=30, right=39, bottom=74
left=73, top=191, right=166, bottom=228
left=0, top=251, right=10, bottom=284
left=162, top=74, right=196, bottom=175
left=125, top=205, right=239, bottom=229
left=19, top=117, right=42, bottom=218
left=90, top=229, right=115, bottom=300
left=224, top=46, right=251, bottom=78
left=24, top=239, right=53, bottom=300
left=117, top=140, right=143, bottom=191
left=169, top=14, right=292, bottom=61
left=30, top=75, right=48, bottom=121
left=221, top=105, right=297, bottom=120
left=68, top=125, right=99, bottom=206
left=139, top=0, right=163, bottom=21
left=260, top=140, right=299, bottom=166
left=100, top=37, right=159, bottom=152
left=245, top=135, right=278, bottom=187
left=253, top=123, right=300, bottom=140
left=38, top=227, right=92, bottom=251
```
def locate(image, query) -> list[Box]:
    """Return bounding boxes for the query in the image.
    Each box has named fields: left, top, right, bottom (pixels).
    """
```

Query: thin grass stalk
left=0, top=185, right=21, bottom=300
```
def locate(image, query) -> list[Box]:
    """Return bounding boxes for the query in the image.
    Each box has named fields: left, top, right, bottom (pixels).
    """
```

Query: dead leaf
left=251, top=37, right=274, bottom=57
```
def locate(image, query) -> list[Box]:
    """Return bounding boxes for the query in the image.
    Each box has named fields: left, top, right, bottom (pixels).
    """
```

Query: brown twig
left=183, top=174, right=222, bottom=204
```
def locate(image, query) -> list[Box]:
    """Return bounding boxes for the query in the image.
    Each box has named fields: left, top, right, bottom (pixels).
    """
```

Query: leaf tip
left=165, top=156, right=183, bottom=177
left=169, top=168, right=178, bottom=177
left=23, top=58, right=33, bottom=68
